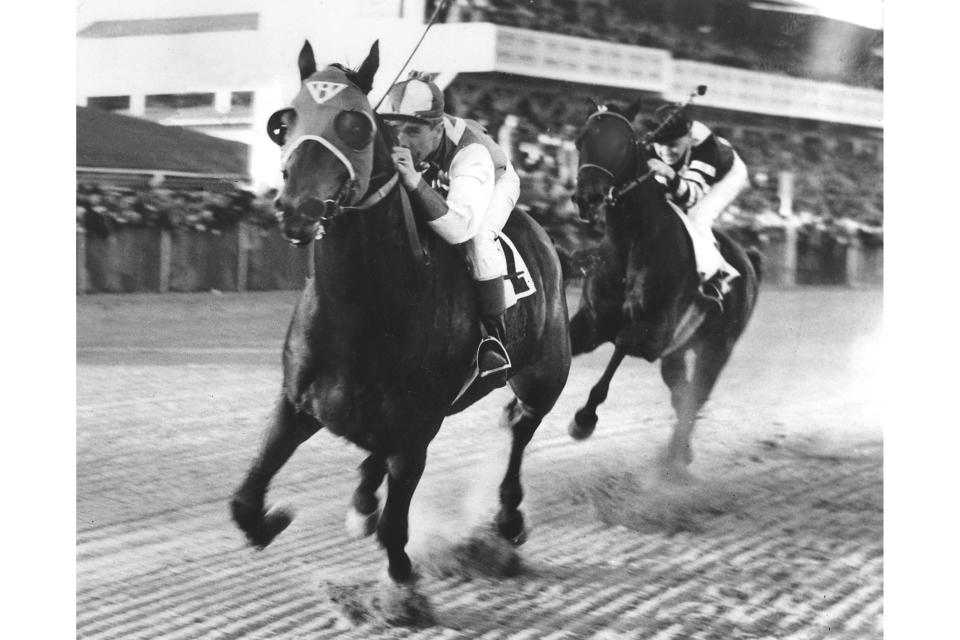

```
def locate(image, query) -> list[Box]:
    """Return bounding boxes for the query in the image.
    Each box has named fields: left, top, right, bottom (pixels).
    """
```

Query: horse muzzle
left=276, top=197, right=338, bottom=246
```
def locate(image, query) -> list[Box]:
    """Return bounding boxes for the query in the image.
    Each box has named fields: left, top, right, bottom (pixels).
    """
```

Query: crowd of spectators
left=76, top=183, right=276, bottom=238
left=429, top=0, right=882, bottom=90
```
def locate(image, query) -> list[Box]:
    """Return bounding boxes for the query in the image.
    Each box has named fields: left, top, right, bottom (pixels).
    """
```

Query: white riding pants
left=464, top=165, right=520, bottom=281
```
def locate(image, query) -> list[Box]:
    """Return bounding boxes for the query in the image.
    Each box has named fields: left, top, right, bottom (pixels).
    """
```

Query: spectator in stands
left=643, top=105, right=750, bottom=312
left=380, top=73, right=521, bottom=382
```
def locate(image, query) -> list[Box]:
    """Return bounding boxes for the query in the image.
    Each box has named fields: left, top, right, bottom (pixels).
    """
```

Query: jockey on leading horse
left=642, top=104, right=750, bottom=313
left=379, top=72, right=521, bottom=382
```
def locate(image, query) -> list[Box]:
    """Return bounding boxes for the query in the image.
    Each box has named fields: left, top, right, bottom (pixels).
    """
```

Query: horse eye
left=335, top=111, right=373, bottom=150
left=267, top=109, right=294, bottom=146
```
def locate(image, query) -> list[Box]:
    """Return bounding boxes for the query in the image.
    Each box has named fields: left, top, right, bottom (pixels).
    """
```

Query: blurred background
left=75, top=0, right=882, bottom=294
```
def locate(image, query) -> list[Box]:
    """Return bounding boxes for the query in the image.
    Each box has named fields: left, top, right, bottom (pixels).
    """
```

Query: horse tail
left=746, top=247, right=764, bottom=282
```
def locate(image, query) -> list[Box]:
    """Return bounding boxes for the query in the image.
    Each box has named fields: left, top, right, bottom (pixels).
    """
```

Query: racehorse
left=568, top=102, right=762, bottom=479
left=230, top=41, right=571, bottom=623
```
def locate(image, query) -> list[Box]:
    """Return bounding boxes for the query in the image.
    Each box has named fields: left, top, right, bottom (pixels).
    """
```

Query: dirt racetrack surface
left=77, top=286, right=882, bottom=639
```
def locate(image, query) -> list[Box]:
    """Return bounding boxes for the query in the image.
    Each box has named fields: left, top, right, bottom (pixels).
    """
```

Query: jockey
left=379, top=73, right=520, bottom=382
left=643, top=105, right=749, bottom=312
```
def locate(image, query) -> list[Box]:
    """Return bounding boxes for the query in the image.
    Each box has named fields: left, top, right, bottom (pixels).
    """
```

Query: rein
left=318, top=169, right=430, bottom=269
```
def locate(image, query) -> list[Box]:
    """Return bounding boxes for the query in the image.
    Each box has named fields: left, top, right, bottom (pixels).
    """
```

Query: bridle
left=576, top=109, right=655, bottom=209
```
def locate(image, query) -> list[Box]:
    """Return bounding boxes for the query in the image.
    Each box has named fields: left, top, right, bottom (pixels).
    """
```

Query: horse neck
left=607, top=177, right=683, bottom=255
left=312, top=136, right=419, bottom=309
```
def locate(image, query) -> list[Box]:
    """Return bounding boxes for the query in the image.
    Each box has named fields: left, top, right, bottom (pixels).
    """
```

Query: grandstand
left=76, top=0, right=882, bottom=291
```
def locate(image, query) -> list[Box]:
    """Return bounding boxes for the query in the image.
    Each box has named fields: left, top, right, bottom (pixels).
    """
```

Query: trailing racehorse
left=568, top=102, right=762, bottom=479
left=230, top=41, right=570, bottom=623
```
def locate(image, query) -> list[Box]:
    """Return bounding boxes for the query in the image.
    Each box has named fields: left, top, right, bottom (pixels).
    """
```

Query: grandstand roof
left=76, top=106, right=249, bottom=178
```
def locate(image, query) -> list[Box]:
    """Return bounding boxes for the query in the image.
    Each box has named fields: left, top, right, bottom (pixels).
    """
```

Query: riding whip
left=639, top=85, right=708, bottom=147
left=373, top=0, right=450, bottom=112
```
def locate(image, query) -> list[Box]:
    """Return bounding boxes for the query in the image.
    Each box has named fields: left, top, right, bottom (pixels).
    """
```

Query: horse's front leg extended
left=231, top=394, right=321, bottom=548
left=569, top=345, right=627, bottom=440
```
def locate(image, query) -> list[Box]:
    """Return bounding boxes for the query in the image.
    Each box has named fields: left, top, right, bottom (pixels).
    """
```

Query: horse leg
left=231, top=394, right=321, bottom=548
left=372, top=447, right=434, bottom=626
left=662, top=339, right=733, bottom=475
left=345, top=454, right=385, bottom=539
left=568, top=344, right=627, bottom=440
left=495, top=398, right=540, bottom=545
left=660, top=350, right=694, bottom=476
left=498, top=351, right=569, bottom=545
left=378, top=449, right=428, bottom=584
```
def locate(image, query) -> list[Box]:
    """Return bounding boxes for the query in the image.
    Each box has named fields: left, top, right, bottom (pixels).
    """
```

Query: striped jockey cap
left=378, top=73, right=445, bottom=124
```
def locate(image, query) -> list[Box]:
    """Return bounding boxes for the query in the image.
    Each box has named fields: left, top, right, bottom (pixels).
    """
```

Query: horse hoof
left=496, top=510, right=528, bottom=546
left=258, top=507, right=294, bottom=547
left=231, top=498, right=293, bottom=549
left=568, top=409, right=598, bottom=440
left=345, top=507, right=379, bottom=539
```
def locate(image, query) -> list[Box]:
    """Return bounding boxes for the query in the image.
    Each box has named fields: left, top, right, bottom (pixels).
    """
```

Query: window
left=230, top=91, right=254, bottom=110
left=87, top=95, right=130, bottom=111
left=146, top=93, right=215, bottom=110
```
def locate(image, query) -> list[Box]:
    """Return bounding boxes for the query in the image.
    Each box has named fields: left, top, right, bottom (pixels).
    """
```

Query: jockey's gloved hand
left=647, top=158, right=683, bottom=194
left=392, top=146, right=422, bottom=190
left=646, top=158, right=676, bottom=182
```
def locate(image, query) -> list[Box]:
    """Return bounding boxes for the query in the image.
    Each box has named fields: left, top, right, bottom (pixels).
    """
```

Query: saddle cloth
left=497, top=231, right=537, bottom=309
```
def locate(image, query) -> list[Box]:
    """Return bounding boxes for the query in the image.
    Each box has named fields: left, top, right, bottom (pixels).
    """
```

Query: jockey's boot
left=696, top=273, right=725, bottom=315
left=476, top=277, right=511, bottom=385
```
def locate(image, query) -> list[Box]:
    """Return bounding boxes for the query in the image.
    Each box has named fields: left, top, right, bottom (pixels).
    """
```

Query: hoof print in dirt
left=325, top=580, right=435, bottom=628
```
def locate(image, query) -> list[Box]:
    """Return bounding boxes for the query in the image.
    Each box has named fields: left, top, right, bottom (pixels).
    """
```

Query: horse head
left=573, top=99, right=643, bottom=225
left=268, top=41, right=390, bottom=245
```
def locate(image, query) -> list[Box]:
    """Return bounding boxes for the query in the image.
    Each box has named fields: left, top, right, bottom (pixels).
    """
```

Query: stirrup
left=477, top=336, right=511, bottom=377
left=696, top=281, right=724, bottom=314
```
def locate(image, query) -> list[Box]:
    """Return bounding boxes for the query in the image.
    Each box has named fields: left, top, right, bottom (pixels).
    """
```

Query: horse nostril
left=274, top=196, right=285, bottom=211
left=298, top=198, right=328, bottom=223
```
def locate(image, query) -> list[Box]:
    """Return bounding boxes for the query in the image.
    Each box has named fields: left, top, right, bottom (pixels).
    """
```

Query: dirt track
left=77, top=286, right=882, bottom=639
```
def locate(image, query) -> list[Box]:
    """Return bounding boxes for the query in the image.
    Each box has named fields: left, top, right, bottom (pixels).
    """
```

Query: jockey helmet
left=645, top=104, right=692, bottom=143
left=379, top=72, right=445, bottom=124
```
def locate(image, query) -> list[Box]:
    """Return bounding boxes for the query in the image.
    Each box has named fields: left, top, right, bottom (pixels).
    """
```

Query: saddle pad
left=496, top=231, right=537, bottom=309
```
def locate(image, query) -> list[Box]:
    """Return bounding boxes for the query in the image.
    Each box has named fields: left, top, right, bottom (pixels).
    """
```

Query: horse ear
left=354, top=40, right=380, bottom=94
left=623, top=97, right=644, bottom=123
left=299, top=40, right=317, bottom=81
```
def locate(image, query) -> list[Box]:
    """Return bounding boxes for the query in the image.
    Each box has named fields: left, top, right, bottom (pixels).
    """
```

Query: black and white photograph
left=69, top=0, right=890, bottom=637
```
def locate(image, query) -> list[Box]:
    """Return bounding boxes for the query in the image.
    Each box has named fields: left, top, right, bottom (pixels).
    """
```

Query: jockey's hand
left=392, top=146, right=421, bottom=190
left=646, top=158, right=676, bottom=182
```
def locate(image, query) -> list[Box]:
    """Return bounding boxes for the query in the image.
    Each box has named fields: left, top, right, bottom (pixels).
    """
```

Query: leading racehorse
left=230, top=41, right=570, bottom=623
left=568, top=102, right=762, bottom=479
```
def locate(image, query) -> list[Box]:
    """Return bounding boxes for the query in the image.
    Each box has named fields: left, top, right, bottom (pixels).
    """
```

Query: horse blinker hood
left=273, top=64, right=378, bottom=204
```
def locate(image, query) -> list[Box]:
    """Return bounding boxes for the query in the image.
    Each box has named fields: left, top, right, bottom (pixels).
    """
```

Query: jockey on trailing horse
left=642, top=105, right=750, bottom=312
left=380, top=73, right=521, bottom=382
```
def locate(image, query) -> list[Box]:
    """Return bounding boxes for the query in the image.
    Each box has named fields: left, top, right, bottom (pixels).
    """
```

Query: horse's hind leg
left=568, top=344, right=627, bottom=440
left=661, top=339, right=732, bottom=474
left=346, top=454, right=385, bottom=539
left=231, top=394, right=321, bottom=548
